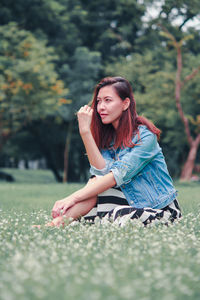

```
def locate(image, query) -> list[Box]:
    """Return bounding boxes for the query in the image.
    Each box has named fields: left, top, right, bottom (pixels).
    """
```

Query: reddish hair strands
left=90, top=77, right=161, bottom=149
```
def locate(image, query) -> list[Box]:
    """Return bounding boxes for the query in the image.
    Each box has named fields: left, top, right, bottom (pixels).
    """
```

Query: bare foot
left=32, top=216, right=64, bottom=228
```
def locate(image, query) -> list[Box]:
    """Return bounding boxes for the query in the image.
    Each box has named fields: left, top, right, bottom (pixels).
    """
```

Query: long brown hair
left=90, top=76, right=160, bottom=149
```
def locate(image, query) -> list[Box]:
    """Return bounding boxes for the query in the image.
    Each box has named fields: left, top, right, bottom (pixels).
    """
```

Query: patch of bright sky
left=139, top=0, right=200, bottom=31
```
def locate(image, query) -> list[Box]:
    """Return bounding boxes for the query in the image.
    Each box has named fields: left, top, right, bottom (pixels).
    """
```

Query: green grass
left=174, top=181, right=200, bottom=215
left=0, top=168, right=199, bottom=215
left=0, top=169, right=200, bottom=300
left=1, top=168, right=57, bottom=184
left=0, top=168, right=84, bottom=212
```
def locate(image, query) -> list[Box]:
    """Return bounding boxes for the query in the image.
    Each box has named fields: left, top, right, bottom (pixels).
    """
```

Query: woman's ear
left=123, top=98, right=130, bottom=111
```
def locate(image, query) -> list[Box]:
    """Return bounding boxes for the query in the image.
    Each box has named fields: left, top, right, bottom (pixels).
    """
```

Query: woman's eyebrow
left=97, top=96, right=112, bottom=100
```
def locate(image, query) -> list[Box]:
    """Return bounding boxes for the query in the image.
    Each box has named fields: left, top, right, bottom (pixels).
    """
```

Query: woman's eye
left=105, top=98, right=111, bottom=102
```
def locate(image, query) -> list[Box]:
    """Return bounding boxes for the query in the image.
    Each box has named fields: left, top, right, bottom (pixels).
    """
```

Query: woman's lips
left=100, top=114, right=108, bottom=118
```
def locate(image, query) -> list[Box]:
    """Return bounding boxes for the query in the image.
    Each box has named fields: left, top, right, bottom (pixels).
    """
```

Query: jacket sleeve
left=110, top=128, right=160, bottom=186
left=89, top=152, right=114, bottom=177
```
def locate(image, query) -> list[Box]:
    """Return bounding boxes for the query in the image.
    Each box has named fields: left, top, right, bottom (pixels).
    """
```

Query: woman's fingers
left=78, top=105, right=93, bottom=114
left=52, top=198, right=75, bottom=219
left=85, top=105, right=92, bottom=113
left=61, top=203, right=73, bottom=216
left=52, top=209, right=59, bottom=219
left=52, top=200, right=65, bottom=218
left=77, top=105, right=93, bottom=135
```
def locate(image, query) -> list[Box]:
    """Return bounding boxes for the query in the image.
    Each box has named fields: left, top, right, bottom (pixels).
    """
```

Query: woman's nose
left=98, top=101, right=105, bottom=111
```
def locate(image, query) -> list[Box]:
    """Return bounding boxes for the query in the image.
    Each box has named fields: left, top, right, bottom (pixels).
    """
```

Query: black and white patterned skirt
left=84, top=187, right=182, bottom=226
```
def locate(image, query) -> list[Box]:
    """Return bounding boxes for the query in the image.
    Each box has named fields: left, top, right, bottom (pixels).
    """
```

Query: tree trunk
left=180, top=134, right=200, bottom=181
left=29, top=125, right=63, bottom=182
left=160, top=27, right=200, bottom=181
left=0, top=142, right=3, bottom=154
left=0, top=132, right=11, bottom=153
left=63, top=121, right=73, bottom=183
left=0, top=133, right=15, bottom=181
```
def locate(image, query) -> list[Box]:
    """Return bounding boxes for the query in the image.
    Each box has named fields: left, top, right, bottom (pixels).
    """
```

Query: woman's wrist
left=72, top=187, right=91, bottom=204
left=66, top=193, right=80, bottom=205
left=61, top=196, right=75, bottom=208
left=80, top=129, right=92, bottom=137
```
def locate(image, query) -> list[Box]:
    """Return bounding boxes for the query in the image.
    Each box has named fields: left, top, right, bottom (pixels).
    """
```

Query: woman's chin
left=101, top=119, right=110, bottom=124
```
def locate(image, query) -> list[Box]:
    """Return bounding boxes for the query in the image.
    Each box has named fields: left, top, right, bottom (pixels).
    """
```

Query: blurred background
left=0, top=0, right=200, bottom=183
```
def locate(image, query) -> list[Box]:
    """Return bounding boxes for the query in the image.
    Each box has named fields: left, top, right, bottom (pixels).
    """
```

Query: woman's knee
left=64, top=197, right=97, bottom=219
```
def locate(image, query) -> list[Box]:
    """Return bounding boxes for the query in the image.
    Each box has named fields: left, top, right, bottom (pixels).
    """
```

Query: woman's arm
left=77, top=105, right=106, bottom=170
left=52, top=172, right=116, bottom=218
left=108, top=128, right=159, bottom=186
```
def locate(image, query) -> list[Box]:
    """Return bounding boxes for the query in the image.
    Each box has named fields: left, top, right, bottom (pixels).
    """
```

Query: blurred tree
left=0, top=0, right=199, bottom=181
left=59, top=47, right=101, bottom=182
left=105, top=0, right=200, bottom=179
left=160, top=28, right=200, bottom=180
left=105, top=38, right=200, bottom=179
left=0, top=0, right=146, bottom=65
left=0, top=0, right=81, bottom=60
left=78, top=0, right=145, bottom=61
left=136, top=0, right=200, bottom=54
left=0, top=0, right=147, bottom=182
left=157, top=0, right=200, bottom=30
left=0, top=22, right=67, bottom=181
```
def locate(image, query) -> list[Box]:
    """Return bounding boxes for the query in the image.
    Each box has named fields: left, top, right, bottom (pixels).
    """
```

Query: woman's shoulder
left=135, top=125, right=154, bottom=138
left=138, top=125, right=146, bottom=132
left=131, top=125, right=157, bottom=148
left=138, top=125, right=152, bottom=134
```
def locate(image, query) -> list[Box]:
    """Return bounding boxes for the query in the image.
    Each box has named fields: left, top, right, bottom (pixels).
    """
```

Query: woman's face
left=97, top=85, right=129, bottom=129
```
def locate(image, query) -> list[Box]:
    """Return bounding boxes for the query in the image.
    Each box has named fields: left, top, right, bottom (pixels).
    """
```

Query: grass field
left=0, top=169, right=200, bottom=300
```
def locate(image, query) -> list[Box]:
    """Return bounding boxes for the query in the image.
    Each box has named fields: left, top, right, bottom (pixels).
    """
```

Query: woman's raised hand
left=77, top=105, right=93, bottom=135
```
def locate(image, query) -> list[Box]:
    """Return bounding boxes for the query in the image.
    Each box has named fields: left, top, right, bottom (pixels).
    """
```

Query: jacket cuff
left=90, top=164, right=109, bottom=176
left=111, top=167, right=124, bottom=186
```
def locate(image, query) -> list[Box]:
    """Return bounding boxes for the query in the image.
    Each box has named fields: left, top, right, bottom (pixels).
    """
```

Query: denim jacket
left=90, top=125, right=177, bottom=209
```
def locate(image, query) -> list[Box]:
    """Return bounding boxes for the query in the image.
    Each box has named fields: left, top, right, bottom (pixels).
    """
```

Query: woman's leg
left=106, top=199, right=182, bottom=226
left=61, top=196, right=97, bottom=221
left=33, top=197, right=97, bottom=228
left=33, top=177, right=98, bottom=228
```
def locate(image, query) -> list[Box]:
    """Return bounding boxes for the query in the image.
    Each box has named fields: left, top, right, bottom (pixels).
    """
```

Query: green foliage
left=0, top=0, right=146, bottom=64
left=0, top=0, right=80, bottom=57
left=159, top=0, right=200, bottom=22
left=105, top=34, right=200, bottom=176
left=0, top=22, right=67, bottom=139
left=59, top=47, right=101, bottom=121
left=0, top=0, right=200, bottom=179
left=80, top=0, right=145, bottom=60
